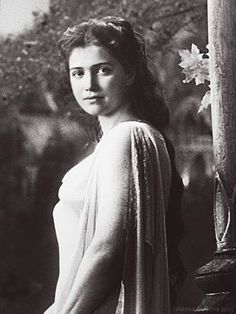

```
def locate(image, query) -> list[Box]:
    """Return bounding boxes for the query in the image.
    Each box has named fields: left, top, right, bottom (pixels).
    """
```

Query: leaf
left=178, top=43, right=210, bottom=85
left=179, top=44, right=202, bottom=69
left=195, top=60, right=210, bottom=85
left=198, top=89, right=211, bottom=113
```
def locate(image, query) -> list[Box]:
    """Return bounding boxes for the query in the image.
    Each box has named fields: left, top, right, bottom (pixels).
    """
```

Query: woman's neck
left=98, top=107, right=138, bottom=135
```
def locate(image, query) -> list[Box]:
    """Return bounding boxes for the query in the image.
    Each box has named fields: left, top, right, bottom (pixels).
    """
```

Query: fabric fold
left=46, top=121, right=171, bottom=314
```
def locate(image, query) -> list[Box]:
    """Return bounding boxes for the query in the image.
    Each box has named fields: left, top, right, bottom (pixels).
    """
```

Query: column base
left=195, top=292, right=236, bottom=313
left=194, top=251, right=236, bottom=313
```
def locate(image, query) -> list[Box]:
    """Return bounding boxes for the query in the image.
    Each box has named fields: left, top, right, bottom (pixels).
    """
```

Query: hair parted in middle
left=58, top=16, right=169, bottom=131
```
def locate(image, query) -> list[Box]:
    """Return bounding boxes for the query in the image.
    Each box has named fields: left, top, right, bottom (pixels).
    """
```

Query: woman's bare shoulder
left=104, top=121, right=166, bottom=154
left=102, top=120, right=163, bottom=144
left=97, top=120, right=167, bottom=165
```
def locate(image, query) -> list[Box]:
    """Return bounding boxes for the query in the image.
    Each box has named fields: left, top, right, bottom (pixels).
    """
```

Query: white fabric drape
left=44, top=121, right=171, bottom=314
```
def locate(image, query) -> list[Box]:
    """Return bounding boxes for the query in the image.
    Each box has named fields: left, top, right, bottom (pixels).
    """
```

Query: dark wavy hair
left=58, top=16, right=185, bottom=306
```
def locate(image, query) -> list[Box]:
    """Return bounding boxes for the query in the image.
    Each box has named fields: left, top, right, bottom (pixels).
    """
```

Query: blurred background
left=0, top=0, right=215, bottom=313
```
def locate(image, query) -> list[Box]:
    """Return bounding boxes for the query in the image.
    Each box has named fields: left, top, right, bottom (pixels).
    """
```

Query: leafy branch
left=178, top=43, right=210, bottom=112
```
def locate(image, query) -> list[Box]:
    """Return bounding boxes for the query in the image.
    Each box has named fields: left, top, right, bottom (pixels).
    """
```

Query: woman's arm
left=60, top=128, right=131, bottom=314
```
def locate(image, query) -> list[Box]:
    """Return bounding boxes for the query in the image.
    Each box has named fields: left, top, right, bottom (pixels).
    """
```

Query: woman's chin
left=77, top=103, right=99, bottom=114
left=83, top=107, right=104, bottom=117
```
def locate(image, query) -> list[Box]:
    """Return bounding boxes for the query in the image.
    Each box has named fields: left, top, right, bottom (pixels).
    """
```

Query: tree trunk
left=194, top=0, right=236, bottom=312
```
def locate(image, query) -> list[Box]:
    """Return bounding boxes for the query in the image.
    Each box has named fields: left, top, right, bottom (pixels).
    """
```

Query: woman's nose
left=84, top=72, right=98, bottom=91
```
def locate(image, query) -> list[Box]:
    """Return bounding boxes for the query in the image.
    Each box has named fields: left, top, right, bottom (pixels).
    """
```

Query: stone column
left=194, top=0, right=236, bottom=312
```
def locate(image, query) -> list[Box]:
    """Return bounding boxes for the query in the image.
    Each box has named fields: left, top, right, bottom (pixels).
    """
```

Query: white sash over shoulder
left=45, top=121, right=171, bottom=314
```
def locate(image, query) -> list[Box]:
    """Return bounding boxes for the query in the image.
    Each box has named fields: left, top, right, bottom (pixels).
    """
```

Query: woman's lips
left=84, top=96, right=104, bottom=100
left=83, top=96, right=104, bottom=104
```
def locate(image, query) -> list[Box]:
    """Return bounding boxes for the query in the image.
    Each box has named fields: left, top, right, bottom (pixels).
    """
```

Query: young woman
left=44, top=16, right=184, bottom=314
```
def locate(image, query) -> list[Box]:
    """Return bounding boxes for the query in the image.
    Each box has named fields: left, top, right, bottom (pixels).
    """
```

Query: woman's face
left=68, top=44, right=131, bottom=117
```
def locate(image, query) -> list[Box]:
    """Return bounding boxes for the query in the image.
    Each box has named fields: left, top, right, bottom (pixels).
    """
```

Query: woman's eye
left=97, top=66, right=112, bottom=75
left=71, top=69, right=84, bottom=78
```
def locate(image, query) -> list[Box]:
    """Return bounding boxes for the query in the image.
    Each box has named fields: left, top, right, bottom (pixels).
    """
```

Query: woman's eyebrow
left=69, top=66, right=83, bottom=71
left=92, top=62, right=113, bottom=67
left=69, top=62, right=113, bottom=71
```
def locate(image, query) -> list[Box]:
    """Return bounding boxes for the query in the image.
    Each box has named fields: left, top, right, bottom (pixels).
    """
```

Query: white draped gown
left=44, top=121, right=172, bottom=314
